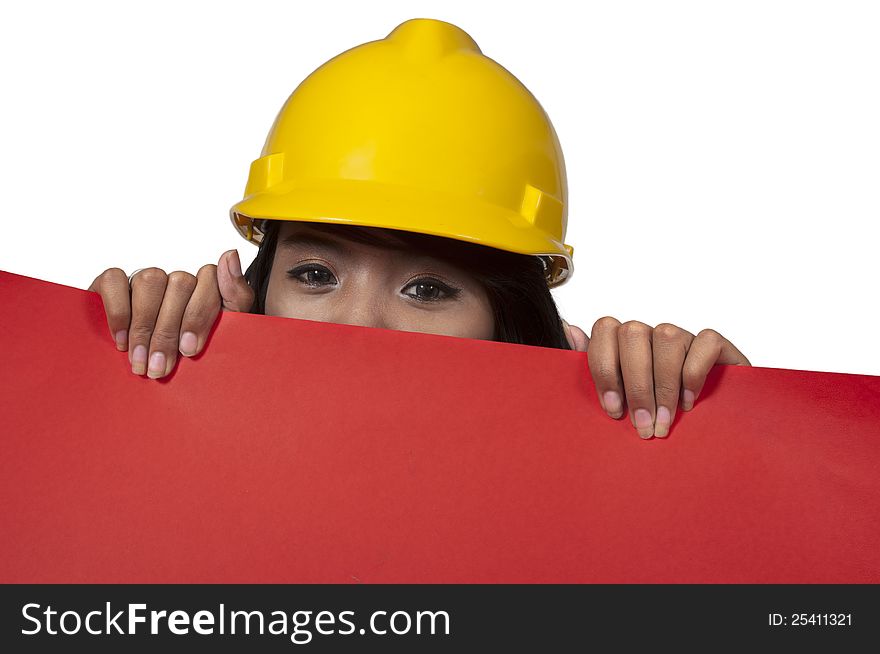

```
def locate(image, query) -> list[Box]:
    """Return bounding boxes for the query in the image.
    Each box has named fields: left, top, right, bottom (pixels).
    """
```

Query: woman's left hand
left=562, top=318, right=751, bottom=439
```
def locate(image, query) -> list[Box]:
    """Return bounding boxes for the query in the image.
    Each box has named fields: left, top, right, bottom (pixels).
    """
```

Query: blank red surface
left=1, top=270, right=878, bottom=583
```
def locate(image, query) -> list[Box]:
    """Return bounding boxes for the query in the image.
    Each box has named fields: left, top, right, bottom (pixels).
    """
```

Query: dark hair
left=243, top=219, right=573, bottom=350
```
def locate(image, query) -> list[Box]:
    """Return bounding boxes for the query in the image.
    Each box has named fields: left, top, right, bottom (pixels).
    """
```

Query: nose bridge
left=331, top=270, right=391, bottom=331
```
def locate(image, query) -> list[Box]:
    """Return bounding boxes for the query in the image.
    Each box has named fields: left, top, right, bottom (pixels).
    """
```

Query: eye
left=402, top=278, right=461, bottom=303
left=287, top=264, right=337, bottom=288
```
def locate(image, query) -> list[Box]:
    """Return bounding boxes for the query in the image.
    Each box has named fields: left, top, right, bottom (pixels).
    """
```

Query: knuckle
left=149, top=327, right=180, bottom=350
left=101, top=267, right=127, bottom=282
left=197, top=263, right=218, bottom=278
left=128, top=324, right=155, bottom=342
left=134, top=267, right=167, bottom=287
left=591, top=363, right=620, bottom=384
left=104, top=309, right=131, bottom=327
left=592, top=315, right=621, bottom=333
left=166, top=270, right=198, bottom=293
left=697, top=328, right=722, bottom=342
left=681, top=360, right=705, bottom=385
left=618, top=320, right=651, bottom=341
left=91, top=267, right=123, bottom=292
left=654, top=380, right=680, bottom=397
left=184, top=301, right=219, bottom=330
left=653, top=322, right=683, bottom=342
left=625, top=382, right=654, bottom=399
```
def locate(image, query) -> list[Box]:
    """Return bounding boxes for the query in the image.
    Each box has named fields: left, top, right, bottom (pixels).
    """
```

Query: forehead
left=278, top=223, right=354, bottom=255
left=278, top=222, right=423, bottom=258
left=275, top=221, right=480, bottom=280
left=281, top=220, right=402, bottom=243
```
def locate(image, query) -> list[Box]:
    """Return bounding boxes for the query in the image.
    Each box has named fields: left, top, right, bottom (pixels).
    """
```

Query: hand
left=88, top=249, right=255, bottom=379
left=562, top=318, right=751, bottom=438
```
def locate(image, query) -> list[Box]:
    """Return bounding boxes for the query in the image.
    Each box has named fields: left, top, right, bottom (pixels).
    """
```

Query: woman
left=89, top=18, right=750, bottom=439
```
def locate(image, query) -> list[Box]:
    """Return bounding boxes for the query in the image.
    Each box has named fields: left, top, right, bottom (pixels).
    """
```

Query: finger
left=617, top=320, right=656, bottom=439
left=571, top=324, right=590, bottom=352
left=586, top=316, right=625, bottom=419
left=562, top=319, right=574, bottom=349
left=128, top=267, right=168, bottom=376
left=681, top=329, right=751, bottom=410
left=217, top=249, right=255, bottom=313
left=146, top=271, right=198, bottom=379
left=562, top=319, right=590, bottom=352
left=179, top=264, right=222, bottom=357
left=650, top=323, right=695, bottom=438
left=88, top=268, right=131, bottom=351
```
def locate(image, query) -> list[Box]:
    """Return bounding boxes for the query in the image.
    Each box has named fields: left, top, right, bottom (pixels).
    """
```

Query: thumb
left=217, top=249, right=255, bottom=312
left=562, top=319, right=590, bottom=352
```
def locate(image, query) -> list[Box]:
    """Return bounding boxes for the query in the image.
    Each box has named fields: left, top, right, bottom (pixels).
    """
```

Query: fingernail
left=654, top=406, right=671, bottom=438
left=634, top=408, right=654, bottom=439
left=683, top=389, right=695, bottom=411
left=227, top=250, right=242, bottom=278
left=131, top=345, right=147, bottom=375
left=147, top=351, right=166, bottom=379
left=114, top=329, right=128, bottom=351
left=179, top=331, right=198, bottom=356
left=603, top=391, right=622, bottom=418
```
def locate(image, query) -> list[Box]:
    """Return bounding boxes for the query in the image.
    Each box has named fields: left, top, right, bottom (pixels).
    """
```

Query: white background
left=1, top=0, right=877, bottom=375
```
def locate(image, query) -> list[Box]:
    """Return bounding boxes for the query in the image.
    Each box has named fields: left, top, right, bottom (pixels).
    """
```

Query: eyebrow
left=277, top=227, right=467, bottom=281
left=278, top=232, right=353, bottom=256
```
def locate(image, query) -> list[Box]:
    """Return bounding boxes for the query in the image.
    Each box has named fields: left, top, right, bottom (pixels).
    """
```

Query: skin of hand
left=87, top=250, right=253, bottom=379
left=89, top=252, right=751, bottom=440
left=561, top=318, right=751, bottom=438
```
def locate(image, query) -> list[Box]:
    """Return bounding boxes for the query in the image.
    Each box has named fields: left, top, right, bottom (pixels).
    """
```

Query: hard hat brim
left=229, top=177, right=574, bottom=287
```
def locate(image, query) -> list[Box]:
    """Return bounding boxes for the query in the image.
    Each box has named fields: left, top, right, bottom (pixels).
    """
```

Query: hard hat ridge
left=385, top=17, right=483, bottom=62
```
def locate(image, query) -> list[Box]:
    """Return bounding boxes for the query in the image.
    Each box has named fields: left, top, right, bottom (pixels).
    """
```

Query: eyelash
left=286, top=264, right=462, bottom=303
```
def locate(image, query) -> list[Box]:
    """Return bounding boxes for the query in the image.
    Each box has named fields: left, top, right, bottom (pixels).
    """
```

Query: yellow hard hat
left=229, top=17, right=574, bottom=287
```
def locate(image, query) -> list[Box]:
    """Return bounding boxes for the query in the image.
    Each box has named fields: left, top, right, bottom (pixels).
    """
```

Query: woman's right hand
left=87, top=249, right=255, bottom=379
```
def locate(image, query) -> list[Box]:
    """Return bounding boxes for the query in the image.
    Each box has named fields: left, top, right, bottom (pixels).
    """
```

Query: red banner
left=1, top=270, right=878, bottom=583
